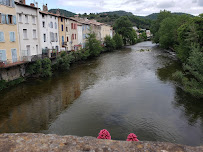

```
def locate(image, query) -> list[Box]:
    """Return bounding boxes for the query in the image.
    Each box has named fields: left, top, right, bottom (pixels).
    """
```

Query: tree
left=104, top=36, right=116, bottom=51
left=150, top=10, right=172, bottom=43
left=86, top=32, right=103, bottom=57
left=113, top=33, right=123, bottom=49
left=113, top=16, right=136, bottom=45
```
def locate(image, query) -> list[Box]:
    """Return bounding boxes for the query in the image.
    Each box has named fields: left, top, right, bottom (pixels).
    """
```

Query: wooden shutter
left=0, top=32, right=4, bottom=42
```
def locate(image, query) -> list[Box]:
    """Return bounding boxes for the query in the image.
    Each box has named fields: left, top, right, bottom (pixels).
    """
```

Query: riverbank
left=0, top=133, right=202, bottom=152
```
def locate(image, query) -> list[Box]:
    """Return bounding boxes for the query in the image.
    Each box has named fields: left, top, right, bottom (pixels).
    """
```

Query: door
left=11, top=49, right=17, bottom=63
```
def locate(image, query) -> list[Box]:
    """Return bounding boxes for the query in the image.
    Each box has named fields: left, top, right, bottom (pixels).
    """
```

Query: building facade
left=58, top=15, right=66, bottom=51
left=39, top=7, right=60, bottom=55
left=0, top=0, right=19, bottom=64
left=65, top=18, right=79, bottom=51
left=15, top=1, right=41, bottom=61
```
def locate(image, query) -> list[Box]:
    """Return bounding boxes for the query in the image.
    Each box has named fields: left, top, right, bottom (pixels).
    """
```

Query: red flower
left=97, top=129, right=111, bottom=140
left=126, top=133, right=139, bottom=141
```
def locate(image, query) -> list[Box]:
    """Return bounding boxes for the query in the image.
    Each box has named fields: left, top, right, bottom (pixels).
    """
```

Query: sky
left=27, top=0, right=203, bottom=16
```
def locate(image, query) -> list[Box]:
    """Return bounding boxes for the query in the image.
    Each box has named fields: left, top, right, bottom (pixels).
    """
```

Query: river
left=0, top=41, right=202, bottom=146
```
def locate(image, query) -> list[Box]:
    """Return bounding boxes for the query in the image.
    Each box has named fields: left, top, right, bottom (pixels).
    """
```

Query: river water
left=0, top=41, right=202, bottom=146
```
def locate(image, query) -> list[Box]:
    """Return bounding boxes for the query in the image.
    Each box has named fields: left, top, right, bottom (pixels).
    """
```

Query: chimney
left=35, top=2, right=38, bottom=7
left=43, top=4, right=48, bottom=12
left=56, top=9, right=60, bottom=15
left=19, top=0, right=26, bottom=4
left=30, top=3, right=35, bottom=7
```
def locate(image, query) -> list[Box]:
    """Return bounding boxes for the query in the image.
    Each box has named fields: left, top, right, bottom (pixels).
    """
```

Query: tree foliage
left=113, top=33, right=123, bottom=49
left=86, top=32, right=103, bottom=57
left=151, top=11, right=203, bottom=98
left=113, top=16, right=137, bottom=45
left=104, top=36, right=116, bottom=51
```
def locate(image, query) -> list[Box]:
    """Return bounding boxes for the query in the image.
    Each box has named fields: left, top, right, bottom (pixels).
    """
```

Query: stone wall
left=0, top=133, right=202, bottom=152
left=0, top=64, right=25, bottom=81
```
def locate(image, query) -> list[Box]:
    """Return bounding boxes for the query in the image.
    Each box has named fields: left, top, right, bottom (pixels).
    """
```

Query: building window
left=19, top=14, right=22, bottom=22
left=72, top=34, right=74, bottom=40
left=23, top=29, right=28, bottom=39
left=50, top=22, right=53, bottom=28
left=61, top=18, right=63, bottom=22
left=8, top=15, right=13, bottom=24
left=42, top=14, right=45, bottom=18
left=50, top=32, right=54, bottom=42
left=75, top=34, right=76, bottom=39
left=61, top=24, right=63, bottom=31
left=9, top=32, right=15, bottom=42
left=32, top=16, right=35, bottom=24
left=42, top=21, right=45, bottom=27
left=43, top=34, right=46, bottom=42
left=55, top=33, right=58, bottom=42
left=33, top=29, right=37, bottom=39
left=67, top=37, right=69, bottom=42
left=0, top=32, right=5, bottom=42
left=25, top=15, right=28, bottom=23
left=71, top=23, right=73, bottom=29
left=66, top=27, right=68, bottom=32
left=55, top=22, right=57, bottom=29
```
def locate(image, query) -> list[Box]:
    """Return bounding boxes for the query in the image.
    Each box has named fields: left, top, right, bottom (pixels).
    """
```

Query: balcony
left=62, top=42, right=68, bottom=47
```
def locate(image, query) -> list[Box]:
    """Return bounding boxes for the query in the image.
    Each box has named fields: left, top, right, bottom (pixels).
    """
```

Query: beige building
left=0, top=0, right=20, bottom=65
left=101, top=24, right=113, bottom=42
left=65, top=18, right=79, bottom=51
left=57, top=13, right=67, bottom=51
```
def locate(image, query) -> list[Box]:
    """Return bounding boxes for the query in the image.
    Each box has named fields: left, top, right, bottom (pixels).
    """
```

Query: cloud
left=198, top=0, right=203, bottom=6
left=157, top=1, right=175, bottom=8
left=52, top=0, right=203, bottom=16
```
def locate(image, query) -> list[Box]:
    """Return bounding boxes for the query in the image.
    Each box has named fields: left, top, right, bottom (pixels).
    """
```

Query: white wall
left=77, top=25, right=82, bottom=46
left=16, top=4, right=42, bottom=59
left=39, top=13, right=60, bottom=51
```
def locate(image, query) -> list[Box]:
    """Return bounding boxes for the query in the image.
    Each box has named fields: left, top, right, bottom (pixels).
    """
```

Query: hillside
left=99, top=10, right=134, bottom=16
left=49, top=9, right=76, bottom=17
left=145, top=12, right=194, bottom=20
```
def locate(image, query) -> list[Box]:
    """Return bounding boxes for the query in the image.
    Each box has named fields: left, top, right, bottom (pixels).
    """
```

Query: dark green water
left=0, top=41, right=203, bottom=146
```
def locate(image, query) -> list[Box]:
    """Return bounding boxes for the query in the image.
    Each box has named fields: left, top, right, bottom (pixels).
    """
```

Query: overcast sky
left=30, top=0, right=203, bottom=16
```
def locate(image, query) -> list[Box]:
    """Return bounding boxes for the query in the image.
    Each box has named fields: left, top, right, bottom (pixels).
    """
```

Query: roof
left=40, top=11, right=60, bottom=17
left=15, top=2, right=39, bottom=9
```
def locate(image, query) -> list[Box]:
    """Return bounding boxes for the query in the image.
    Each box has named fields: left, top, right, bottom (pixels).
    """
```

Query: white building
left=39, top=5, right=60, bottom=56
left=77, top=23, right=83, bottom=47
left=15, top=1, right=42, bottom=61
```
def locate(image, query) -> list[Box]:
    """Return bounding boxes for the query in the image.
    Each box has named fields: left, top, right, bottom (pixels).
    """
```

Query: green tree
left=113, top=16, right=136, bottom=45
left=113, top=33, right=123, bottom=49
left=140, top=32, right=147, bottom=41
left=86, top=32, right=103, bottom=57
left=104, top=35, right=116, bottom=51
left=150, top=10, right=172, bottom=43
left=41, top=58, right=52, bottom=77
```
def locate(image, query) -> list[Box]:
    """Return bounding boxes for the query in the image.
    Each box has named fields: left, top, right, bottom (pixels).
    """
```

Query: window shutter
left=2, top=0, right=6, bottom=5
left=6, top=14, right=9, bottom=24
left=2, top=14, right=5, bottom=24
left=12, top=0, right=15, bottom=7
left=13, top=32, right=15, bottom=41
left=0, top=50, right=7, bottom=61
left=13, top=15, right=16, bottom=24
left=9, top=32, right=12, bottom=41
left=0, top=32, right=4, bottom=42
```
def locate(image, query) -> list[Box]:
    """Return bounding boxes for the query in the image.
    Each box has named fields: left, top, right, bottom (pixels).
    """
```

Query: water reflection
left=0, top=72, right=82, bottom=133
